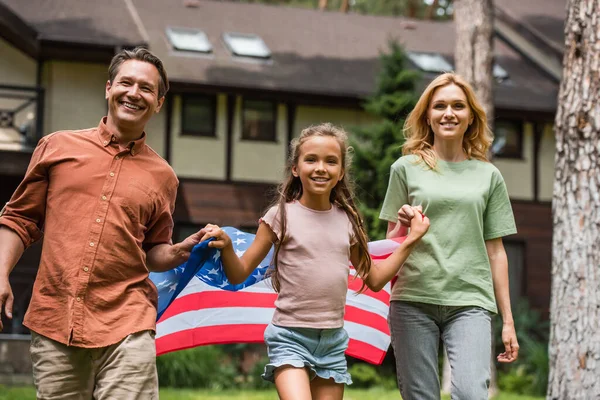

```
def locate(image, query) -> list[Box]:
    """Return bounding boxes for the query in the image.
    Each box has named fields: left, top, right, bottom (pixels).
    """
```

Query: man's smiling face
left=105, top=59, right=164, bottom=132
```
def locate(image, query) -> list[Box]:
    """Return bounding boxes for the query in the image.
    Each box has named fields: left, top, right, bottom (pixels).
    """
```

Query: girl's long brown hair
left=403, top=72, right=493, bottom=169
left=267, top=123, right=371, bottom=293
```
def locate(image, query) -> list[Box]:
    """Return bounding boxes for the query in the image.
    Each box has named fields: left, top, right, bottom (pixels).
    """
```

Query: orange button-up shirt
left=0, top=118, right=178, bottom=347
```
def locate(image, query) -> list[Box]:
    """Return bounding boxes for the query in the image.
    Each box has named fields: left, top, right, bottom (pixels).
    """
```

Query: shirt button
left=111, top=137, right=116, bottom=142
left=76, top=297, right=81, bottom=302
left=103, top=141, right=108, bottom=145
left=101, top=195, right=107, bottom=201
left=131, top=151, right=135, bottom=155
left=83, top=267, right=89, bottom=272
left=110, top=172, right=115, bottom=177
left=116, top=156, right=121, bottom=160
left=89, top=242, right=94, bottom=247
left=96, top=218, right=101, bottom=223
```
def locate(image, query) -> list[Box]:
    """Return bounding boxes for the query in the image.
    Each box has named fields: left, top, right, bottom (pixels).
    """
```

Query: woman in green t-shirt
left=380, top=73, right=519, bottom=400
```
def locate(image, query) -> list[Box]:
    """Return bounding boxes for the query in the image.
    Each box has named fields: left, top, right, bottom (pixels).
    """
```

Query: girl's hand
left=398, top=204, right=423, bottom=227
left=407, top=207, right=429, bottom=240
left=200, top=224, right=232, bottom=249
left=497, top=322, right=519, bottom=363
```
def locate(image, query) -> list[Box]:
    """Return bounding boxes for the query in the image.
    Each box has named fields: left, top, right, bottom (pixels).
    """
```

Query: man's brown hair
left=108, top=47, right=169, bottom=98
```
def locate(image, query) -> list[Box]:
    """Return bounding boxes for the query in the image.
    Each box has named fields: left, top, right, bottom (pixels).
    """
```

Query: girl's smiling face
left=292, top=136, right=344, bottom=205
left=427, top=83, right=474, bottom=142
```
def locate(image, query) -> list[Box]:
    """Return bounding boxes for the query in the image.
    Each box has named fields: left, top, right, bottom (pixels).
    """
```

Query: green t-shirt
left=380, top=155, right=517, bottom=313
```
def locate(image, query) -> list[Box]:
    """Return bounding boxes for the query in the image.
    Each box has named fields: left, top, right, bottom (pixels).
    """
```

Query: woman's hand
left=200, top=224, right=232, bottom=249
left=398, top=204, right=423, bottom=227
left=408, top=207, right=429, bottom=240
left=497, top=322, right=519, bottom=363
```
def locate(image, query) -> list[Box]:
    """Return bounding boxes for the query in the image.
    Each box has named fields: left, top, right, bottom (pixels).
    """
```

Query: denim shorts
left=262, top=323, right=352, bottom=385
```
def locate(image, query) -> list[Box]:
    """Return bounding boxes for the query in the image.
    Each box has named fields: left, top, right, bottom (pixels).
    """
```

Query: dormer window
left=407, top=52, right=510, bottom=82
left=407, top=52, right=453, bottom=73
left=223, top=32, right=271, bottom=59
left=166, top=27, right=212, bottom=53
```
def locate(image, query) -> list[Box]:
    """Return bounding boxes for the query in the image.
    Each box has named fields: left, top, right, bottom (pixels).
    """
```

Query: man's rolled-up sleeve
left=0, top=136, right=52, bottom=248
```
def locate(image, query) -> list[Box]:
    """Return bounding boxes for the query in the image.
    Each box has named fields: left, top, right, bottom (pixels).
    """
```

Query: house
left=0, top=0, right=565, bottom=379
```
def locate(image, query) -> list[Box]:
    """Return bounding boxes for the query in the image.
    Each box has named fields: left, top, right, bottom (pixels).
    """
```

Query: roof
left=132, top=0, right=557, bottom=112
left=1, top=0, right=145, bottom=47
left=495, top=0, right=566, bottom=52
left=0, top=1, right=38, bottom=57
left=0, top=0, right=559, bottom=113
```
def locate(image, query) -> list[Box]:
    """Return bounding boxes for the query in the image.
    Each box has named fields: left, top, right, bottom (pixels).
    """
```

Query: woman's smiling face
left=427, top=83, right=473, bottom=142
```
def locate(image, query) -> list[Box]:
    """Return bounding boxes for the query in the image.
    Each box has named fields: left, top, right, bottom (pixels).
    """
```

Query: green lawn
left=0, top=386, right=545, bottom=400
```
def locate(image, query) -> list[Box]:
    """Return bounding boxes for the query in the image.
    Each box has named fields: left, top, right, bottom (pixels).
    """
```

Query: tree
left=450, top=0, right=496, bottom=396
left=340, top=0, right=349, bottom=13
left=350, top=41, right=420, bottom=240
left=453, top=0, right=494, bottom=121
left=548, top=0, right=600, bottom=397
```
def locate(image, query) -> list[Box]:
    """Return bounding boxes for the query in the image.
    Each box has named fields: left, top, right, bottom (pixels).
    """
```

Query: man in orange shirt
left=0, top=47, right=200, bottom=399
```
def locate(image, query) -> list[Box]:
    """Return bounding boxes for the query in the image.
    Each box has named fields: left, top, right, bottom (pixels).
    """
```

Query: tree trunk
left=339, top=0, right=349, bottom=13
left=426, top=0, right=440, bottom=19
left=548, top=0, right=600, bottom=398
left=454, top=0, right=494, bottom=123
left=451, top=1, right=497, bottom=397
left=318, top=0, right=328, bottom=11
left=406, top=0, right=419, bottom=18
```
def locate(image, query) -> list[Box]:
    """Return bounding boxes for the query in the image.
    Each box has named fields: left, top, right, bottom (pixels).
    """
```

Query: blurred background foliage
left=348, top=40, right=419, bottom=239
left=227, top=0, right=455, bottom=20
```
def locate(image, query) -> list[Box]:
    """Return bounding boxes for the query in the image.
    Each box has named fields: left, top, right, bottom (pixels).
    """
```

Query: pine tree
left=350, top=41, right=419, bottom=239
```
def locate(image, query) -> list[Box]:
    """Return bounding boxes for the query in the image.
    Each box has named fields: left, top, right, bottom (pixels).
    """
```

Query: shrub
left=348, top=363, right=382, bottom=388
left=156, top=346, right=237, bottom=389
left=494, top=299, right=549, bottom=396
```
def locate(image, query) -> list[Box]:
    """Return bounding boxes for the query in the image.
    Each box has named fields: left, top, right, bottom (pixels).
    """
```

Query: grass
left=0, top=386, right=545, bottom=400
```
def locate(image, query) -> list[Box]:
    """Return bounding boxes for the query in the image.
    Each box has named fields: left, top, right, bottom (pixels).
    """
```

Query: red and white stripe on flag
left=155, top=237, right=404, bottom=365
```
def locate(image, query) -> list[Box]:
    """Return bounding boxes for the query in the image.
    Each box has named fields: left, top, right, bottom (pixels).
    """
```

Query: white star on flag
left=253, top=270, right=264, bottom=281
left=235, top=249, right=246, bottom=257
left=168, top=283, right=177, bottom=292
left=157, top=279, right=169, bottom=288
left=213, top=250, right=220, bottom=262
left=234, top=238, right=247, bottom=245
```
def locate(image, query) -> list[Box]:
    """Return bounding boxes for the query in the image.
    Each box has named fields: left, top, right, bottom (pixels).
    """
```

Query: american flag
left=150, top=227, right=404, bottom=365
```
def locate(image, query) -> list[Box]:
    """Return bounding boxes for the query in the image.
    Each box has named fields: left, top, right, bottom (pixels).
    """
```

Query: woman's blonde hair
left=402, top=72, right=493, bottom=169
left=267, top=123, right=371, bottom=293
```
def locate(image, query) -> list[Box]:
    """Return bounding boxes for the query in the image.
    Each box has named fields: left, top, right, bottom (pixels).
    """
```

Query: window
left=504, top=240, right=525, bottom=303
left=223, top=32, right=271, bottom=59
left=407, top=52, right=510, bottom=83
left=181, top=94, right=216, bottom=137
left=242, top=100, right=276, bottom=141
left=407, top=52, right=453, bottom=73
left=492, top=120, right=523, bottom=158
left=166, top=27, right=212, bottom=53
left=493, top=64, right=509, bottom=82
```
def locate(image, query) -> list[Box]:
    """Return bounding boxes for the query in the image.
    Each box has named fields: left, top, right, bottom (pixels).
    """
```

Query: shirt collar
left=98, top=117, right=146, bottom=156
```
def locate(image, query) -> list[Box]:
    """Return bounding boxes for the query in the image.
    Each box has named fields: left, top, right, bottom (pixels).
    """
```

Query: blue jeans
left=262, top=323, right=352, bottom=385
left=389, top=301, right=491, bottom=400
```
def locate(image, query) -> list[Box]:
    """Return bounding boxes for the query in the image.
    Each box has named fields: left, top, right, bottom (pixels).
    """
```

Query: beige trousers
left=30, top=330, right=158, bottom=400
